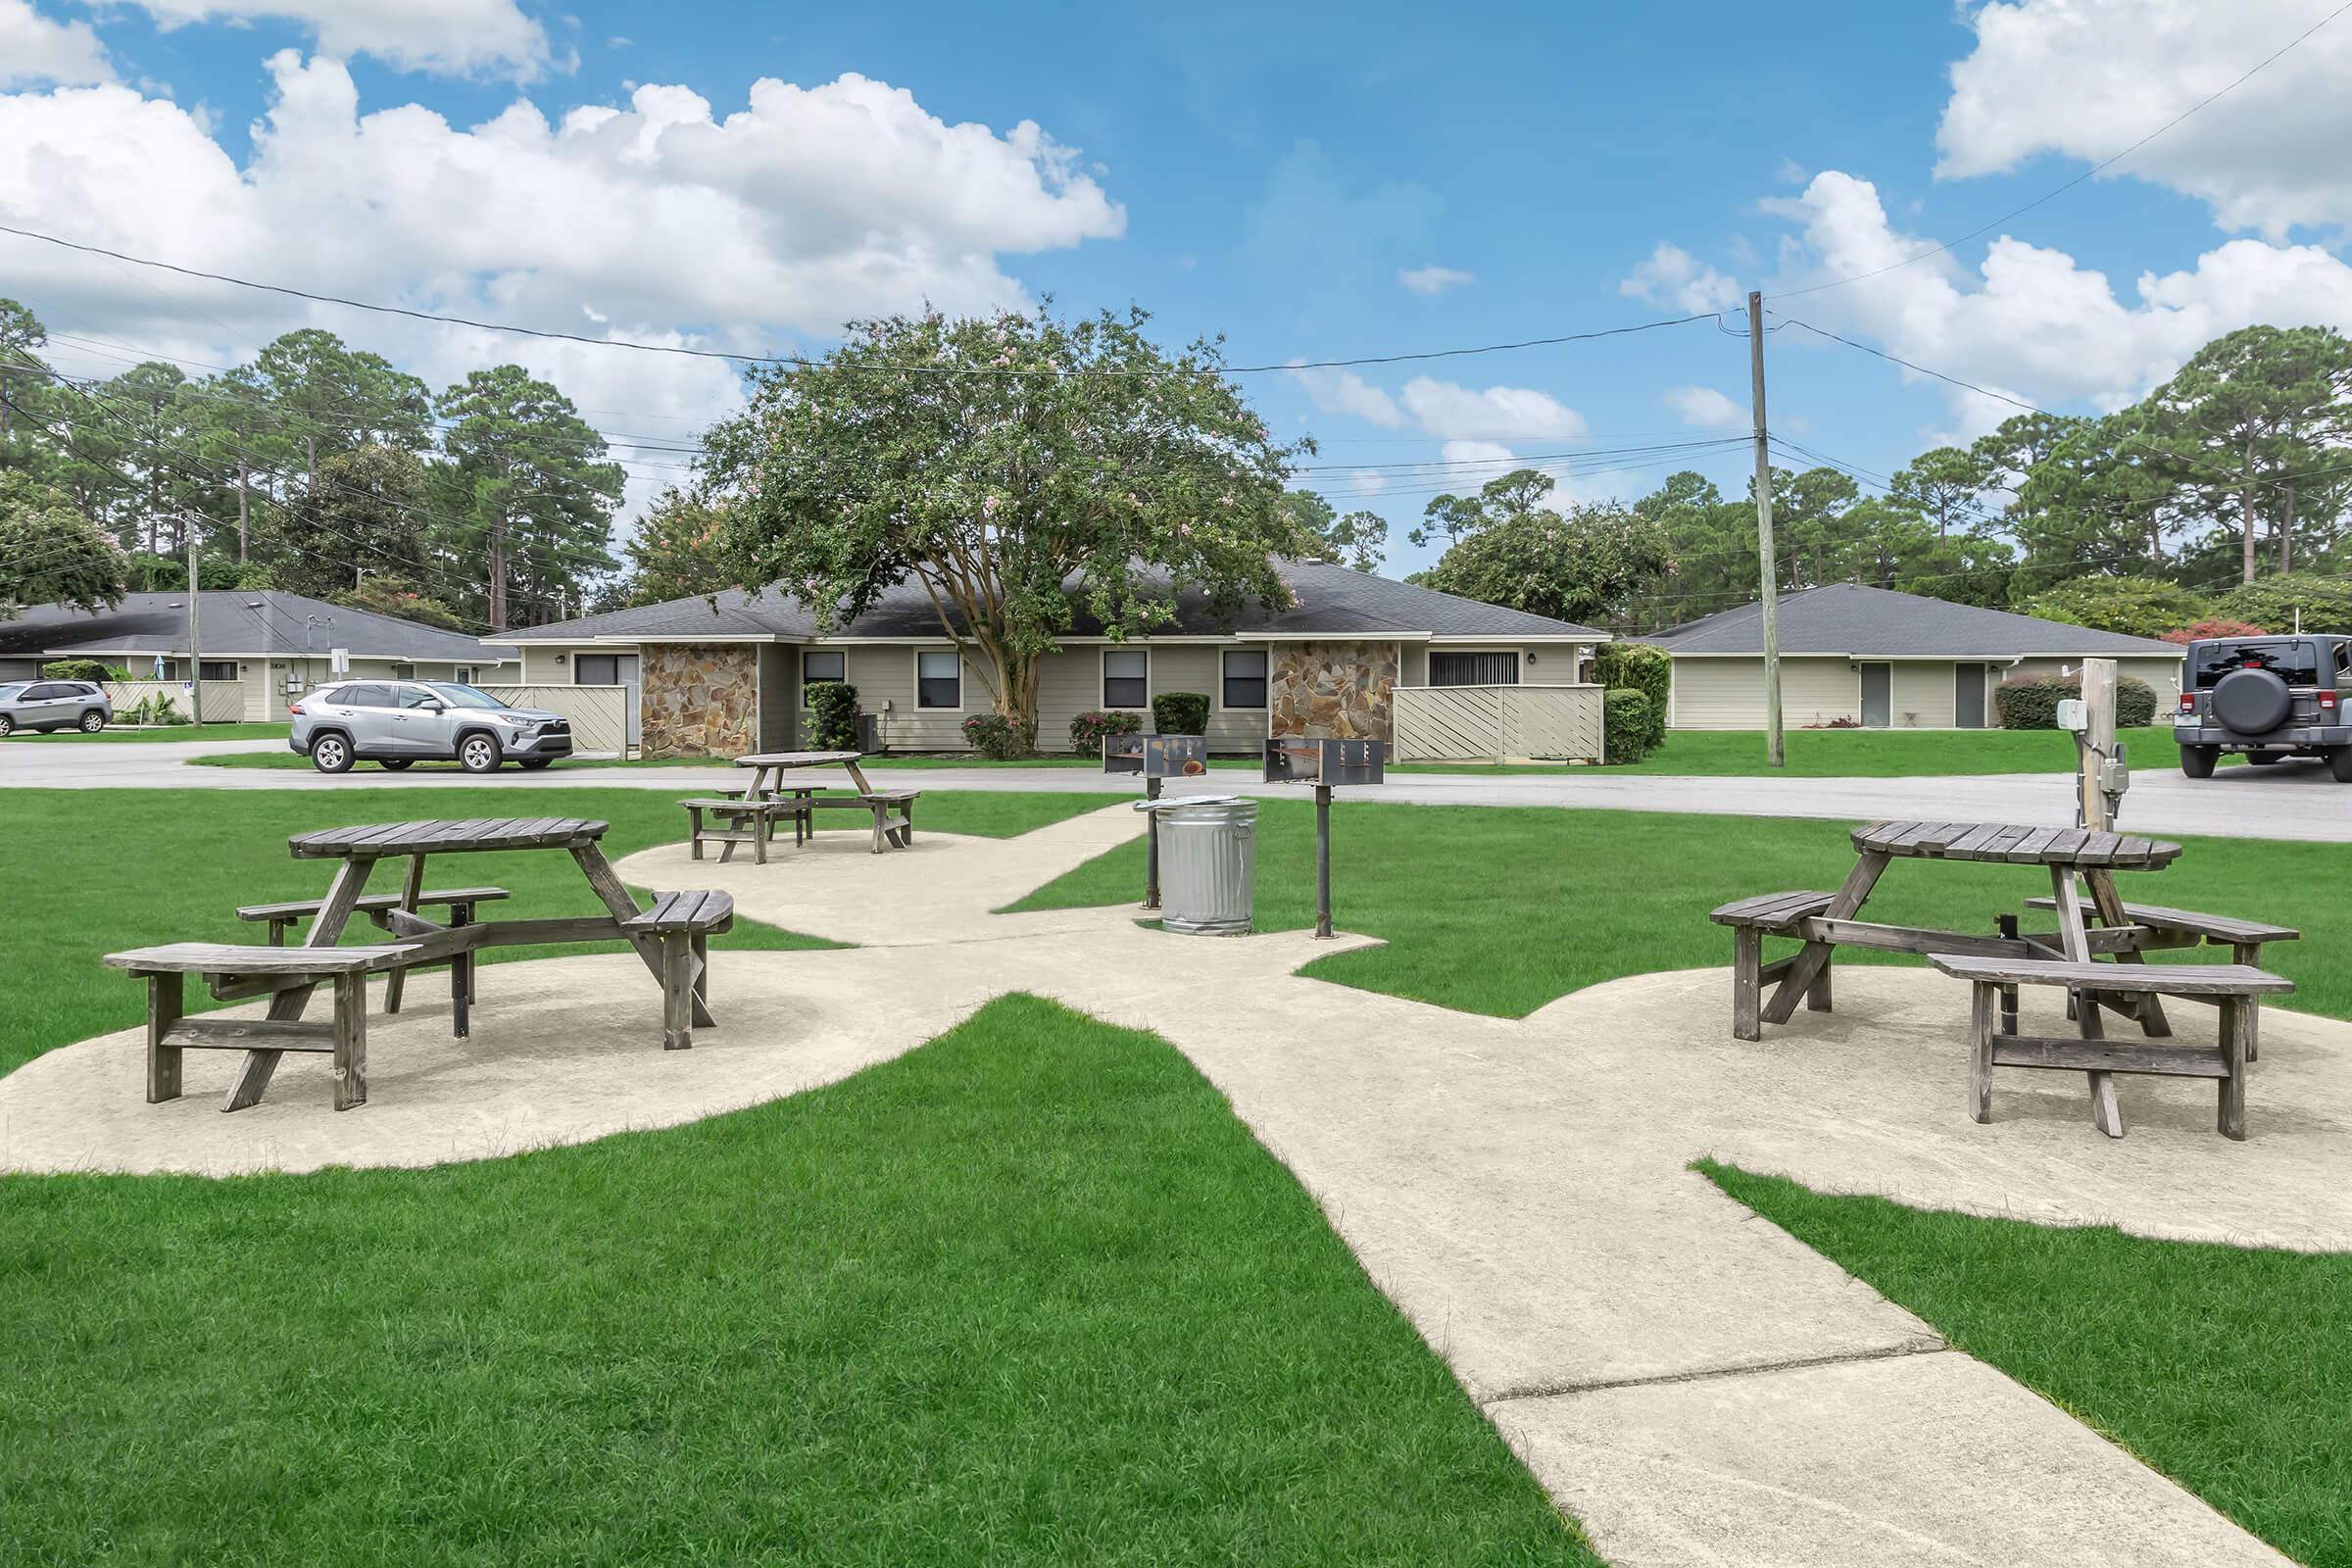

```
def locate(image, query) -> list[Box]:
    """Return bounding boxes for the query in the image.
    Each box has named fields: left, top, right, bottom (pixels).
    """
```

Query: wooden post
left=331, top=969, right=368, bottom=1111
left=146, top=971, right=184, bottom=1103
left=1732, top=928, right=1761, bottom=1041
left=2081, top=657, right=2116, bottom=831
left=1748, top=290, right=1785, bottom=769
left=185, top=526, right=202, bottom=726
left=2218, top=995, right=2248, bottom=1141
left=1313, top=784, right=1334, bottom=939
left=1968, top=980, right=1995, bottom=1123
left=1144, top=776, right=1162, bottom=909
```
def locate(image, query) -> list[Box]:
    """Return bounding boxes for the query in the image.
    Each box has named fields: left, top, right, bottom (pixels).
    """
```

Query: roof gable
left=1648, top=583, right=2185, bottom=659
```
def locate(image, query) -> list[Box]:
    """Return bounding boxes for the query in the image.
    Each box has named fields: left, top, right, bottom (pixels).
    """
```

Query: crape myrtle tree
left=704, top=306, right=1306, bottom=737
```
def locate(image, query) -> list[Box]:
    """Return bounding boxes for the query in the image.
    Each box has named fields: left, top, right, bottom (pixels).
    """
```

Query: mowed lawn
left=4, top=720, right=292, bottom=744
left=1010, top=798, right=2352, bottom=1021
left=2, top=994, right=1598, bottom=1567
left=0, top=787, right=1119, bottom=1076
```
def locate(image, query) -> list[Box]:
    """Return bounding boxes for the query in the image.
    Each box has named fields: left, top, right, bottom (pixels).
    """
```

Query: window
left=340, top=684, right=394, bottom=708
left=454, top=665, right=477, bottom=684
left=392, top=663, right=416, bottom=680
left=199, top=661, right=237, bottom=682
left=1102, top=648, right=1149, bottom=709
left=1220, top=649, right=1268, bottom=710
left=575, top=654, right=621, bottom=686
left=24, top=683, right=63, bottom=700
left=1429, top=651, right=1520, bottom=687
left=803, top=649, right=846, bottom=703
left=397, top=686, right=441, bottom=709
left=916, top=651, right=961, bottom=710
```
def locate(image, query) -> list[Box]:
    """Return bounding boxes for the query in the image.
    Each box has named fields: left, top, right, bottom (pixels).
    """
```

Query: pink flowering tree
left=702, top=306, right=1306, bottom=738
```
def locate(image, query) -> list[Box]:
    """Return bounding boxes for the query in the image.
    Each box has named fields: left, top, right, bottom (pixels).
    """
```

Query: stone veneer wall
left=1269, top=640, right=1397, bottom=740
left=641, top=642, right=759, bottom=758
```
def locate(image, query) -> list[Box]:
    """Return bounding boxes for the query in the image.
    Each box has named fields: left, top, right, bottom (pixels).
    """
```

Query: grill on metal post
left=1103, top=733, right=1210, bottom=908
left=1263, top=737, right=1386, bottom=938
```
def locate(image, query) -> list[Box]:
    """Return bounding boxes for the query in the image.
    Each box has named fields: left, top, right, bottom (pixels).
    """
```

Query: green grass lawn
left=1704, top=1164, right=2352, bottom=1567
left=4, top=720, right=292, bottom=744
left=0, top=993, right=1597, bottom=1566
left=1010, top=800, right=2352, bottom=1021
left=1, top=787, right=1118, bottom=1076
left=193, top=749, right=724, bottom=770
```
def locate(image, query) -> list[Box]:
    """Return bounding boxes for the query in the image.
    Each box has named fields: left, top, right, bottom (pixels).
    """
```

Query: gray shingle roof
left=502, top=560, right=1606, bottom=643
left=1646, top=583, right=2185, bottom=658
left=0, top=592, right=515, bottom=664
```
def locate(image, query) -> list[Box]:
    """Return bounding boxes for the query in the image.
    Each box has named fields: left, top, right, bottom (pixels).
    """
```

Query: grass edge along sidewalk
left=0, top=994, right=1601, bottom=1567
left=1704, top=1162, right=2352, bottom=1568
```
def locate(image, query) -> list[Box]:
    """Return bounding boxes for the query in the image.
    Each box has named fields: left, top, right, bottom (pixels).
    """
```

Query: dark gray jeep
left=2173, top=633, right=2352, bottom=780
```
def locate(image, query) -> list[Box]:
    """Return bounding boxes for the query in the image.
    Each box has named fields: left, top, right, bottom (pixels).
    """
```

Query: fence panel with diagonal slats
left=1393, top=684, right=1601, bottom=762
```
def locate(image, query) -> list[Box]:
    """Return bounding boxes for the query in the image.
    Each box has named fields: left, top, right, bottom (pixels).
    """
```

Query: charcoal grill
left=1103, top=734, right=1213, bottom=906
left=1262, top=737, right=1388, bottom=938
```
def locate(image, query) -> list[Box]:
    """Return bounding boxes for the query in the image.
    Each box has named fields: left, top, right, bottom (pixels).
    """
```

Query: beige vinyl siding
left=1668, top=656, right=1859, bottom=730
left=1888, top=662, right=1957, bottom=728
left=822, top=644, right=976, bottom=752
left=517, top=645, right=586, bottom=683
left=2010, top=655, right=2184, bottom=701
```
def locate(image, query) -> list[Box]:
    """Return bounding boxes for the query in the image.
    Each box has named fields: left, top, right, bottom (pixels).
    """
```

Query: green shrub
left=1069, top=710, right=1142, bottom=755
left=1602, top=689, right=1656, bottom=764
left=1594, top=642, right=1669, bottom=709
left=39, top=659, right=110, bottom=683
left=2018, top=575, right=2210, bottom=640
left=806, top=681, right=862, bottom=751
left=2215, top=573, right=2352, bottom=635
left=1995, top=673, right=2157, bottom=730
left=1151, top=691, right=1208, bottom=735
left=960, top=712, right=1037, bottom=760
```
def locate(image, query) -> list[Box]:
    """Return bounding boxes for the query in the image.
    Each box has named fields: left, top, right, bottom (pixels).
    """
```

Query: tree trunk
left=236, top=461, right=251, bottom=562
left=980, top=643, right=1042, bottom=739
left=2240, top=434, right=2258, bottom=585
left=2280, top=481, right=2295, bottom=574
left=489, top=509, right=509, bottom=631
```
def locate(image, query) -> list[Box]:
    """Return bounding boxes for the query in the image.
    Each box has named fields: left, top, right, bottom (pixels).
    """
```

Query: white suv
left=288, top=681, right=573, bottom=773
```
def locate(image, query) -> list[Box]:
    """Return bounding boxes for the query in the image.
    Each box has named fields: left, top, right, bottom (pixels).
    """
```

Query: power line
left=1778, top=0, right=2352, bottom=301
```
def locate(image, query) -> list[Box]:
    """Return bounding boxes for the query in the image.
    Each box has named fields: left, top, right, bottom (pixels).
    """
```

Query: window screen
left=916, top=651, right=960, bottom=709
left=575, top=654, right=620, bottom=685
left=1429, top=651, right=1519, bottom=686
left=1102, top=649, right=1149, bottom=708
left=803, top=649, right=846, bottom=701
left=199, top=661, right=237, bottom=681
left=1221, top=650, right=1268, bottom=709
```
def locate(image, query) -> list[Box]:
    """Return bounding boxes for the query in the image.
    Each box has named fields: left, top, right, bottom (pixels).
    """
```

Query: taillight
left=2323, top=691, right=2339, bottom=712
left=287, top=703, right=304, bottom=715
left=2178, top=693, right=2195, bottom=712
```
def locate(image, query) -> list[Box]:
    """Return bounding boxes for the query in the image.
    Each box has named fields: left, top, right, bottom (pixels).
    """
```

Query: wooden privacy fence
left=103, top=680, right=244, bottom=723
left=1392, top=683, right=1603, bottom=763
left=482, top=684, right=631, bottom=758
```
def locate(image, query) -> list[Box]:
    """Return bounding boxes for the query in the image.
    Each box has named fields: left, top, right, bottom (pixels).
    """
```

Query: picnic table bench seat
left=805, top=788, right=919, bottom=853
left=2020, top=897, right=2298, bottom=950
left=681, top=796, right=811, bottom=863
left=236, top=886, right=511, bottom=944
left=1711, top=892, right=1840, bottom=1037
left=622, top=891, right=734, bottom=1051
left=103, top=942, right=418, bottom=1111
left=1929, top=953, right=2293, bottom=1140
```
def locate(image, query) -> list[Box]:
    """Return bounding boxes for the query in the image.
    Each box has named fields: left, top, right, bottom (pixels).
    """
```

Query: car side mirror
left=421, top=700, right=446, bottom=712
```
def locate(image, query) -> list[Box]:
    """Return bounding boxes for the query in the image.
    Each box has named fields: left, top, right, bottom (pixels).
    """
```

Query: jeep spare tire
left=2211, top=666, right=2292, bottom=733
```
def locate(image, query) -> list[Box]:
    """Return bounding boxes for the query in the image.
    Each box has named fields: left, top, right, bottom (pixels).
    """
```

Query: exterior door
left=1952, top=662, right=1987, bottom=728
left=1859, top=662, right=1892, bottom=728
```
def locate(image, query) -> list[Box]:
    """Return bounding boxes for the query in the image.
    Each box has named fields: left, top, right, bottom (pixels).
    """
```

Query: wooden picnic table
left=734, top=750, right=874, bottom=798
left=726, top=750, right=916, bottom=855
left=1780, top=820, right=2183, bottom=1132
left=220, top=815, right=714, bottom=1110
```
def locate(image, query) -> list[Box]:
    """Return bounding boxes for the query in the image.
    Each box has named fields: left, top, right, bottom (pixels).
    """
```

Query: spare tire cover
left=2211, top=666, right=2292, bottom=733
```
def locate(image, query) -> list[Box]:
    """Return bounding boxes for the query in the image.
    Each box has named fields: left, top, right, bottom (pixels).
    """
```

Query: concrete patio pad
left=5, top=803, right=2343, bottom=1564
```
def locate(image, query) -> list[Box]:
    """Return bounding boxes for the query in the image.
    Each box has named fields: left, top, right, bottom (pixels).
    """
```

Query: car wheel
left=77, top=709, right=106, bottom=733
left=2246, top=752, right=2282, bottom=765
left=2332, top=748, right=2352, bottom=784
left=518, top=758, right=555, bottom=771
left=458, top=733, right=502, bottom=773
left=0, top=713, right=14, bottom=736
left=379, top=759, right=415, bottom=771
left=2180, top=744, right=2219, bottom=779
left=311, top=733, right=355, bottom=773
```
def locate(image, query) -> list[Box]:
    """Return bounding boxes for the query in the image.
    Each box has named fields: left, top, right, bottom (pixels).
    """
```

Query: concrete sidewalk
left=6, top=733, right=2349, bottom=842
left=11, top=804, right=2340, bottom=1563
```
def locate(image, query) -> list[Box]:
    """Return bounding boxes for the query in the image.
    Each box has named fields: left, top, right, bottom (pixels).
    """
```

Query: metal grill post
left=1144, top=775, right=1162, bottom=909
left=1314, top=783, right=1333, bottom=939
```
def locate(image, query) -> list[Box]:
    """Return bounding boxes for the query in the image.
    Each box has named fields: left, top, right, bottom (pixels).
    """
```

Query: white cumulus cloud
left=1397, top=264, right=1474, bottom=295
left=1437, top=439, right=1514, bottom=467
left=1665, top=384, right=1746, bottom=431
left=1619, top=240, right=1740, bottom=314
left=1937, top=0, right=2352, bottom=239
left=115, top=0, right=554, bottom=79
left=1286, top=365, right=1405, bottom=428
left=1400, top=377, right=1587, bottom=442
left=0, top=0, right=112, bottom=86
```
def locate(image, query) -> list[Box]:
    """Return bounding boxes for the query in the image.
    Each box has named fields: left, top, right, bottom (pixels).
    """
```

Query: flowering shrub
left=1069, top=709, right=1143, bottom=756
left=2158, top=618, right=2268, bottom=645
left=961, top=712, right=1038, bottom=760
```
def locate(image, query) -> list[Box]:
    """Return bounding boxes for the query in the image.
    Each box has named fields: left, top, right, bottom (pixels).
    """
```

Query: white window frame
left=912, top=648, right=963, bottom=711
left=801, top=648, right=848, bottom=706
left=1215, top=647, right=1270, bottom=711
left=1101, top=647, right=1151, bottom=710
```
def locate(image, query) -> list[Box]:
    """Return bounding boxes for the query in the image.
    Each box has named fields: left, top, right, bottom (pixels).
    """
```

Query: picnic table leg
left=223, top=856, right=376, bottom=1112
left=448, top=901, right=473, bottom=1040
left=754, top=804, right=769, bottom=865
left=2084, top=867, right=2170, bottom=1039
left=332, top=969, right=368, bottom=1111
left=660, top=932, right=694, bottom=1050
left=568, top=843, right=715, bottom=1028
left=690, top=805, right=706, bottom=861
left=1732, top=928, right=1762, bottom=1041
left=1760, top=851, right=1888, bottom=1026
left=2050, top=865, right=2124, bottom=1138
left=383, top=853, right=426, bottom=1014
left=869, top=801, right=888, bottom=855
left=1994, top=914, right=2022, bottom=1036
left=146, top=970, right=184, bottom=1103
left=2218, top=996, right=2249, bottom=1141
left=691, top=931, right=710, bottom=1009
left=2232, top=941, right=2261, bottom=1062
left=1968, top=979, right=1996, bottom=1123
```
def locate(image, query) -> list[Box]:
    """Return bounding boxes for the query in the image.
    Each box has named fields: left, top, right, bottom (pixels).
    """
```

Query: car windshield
left=2190, top=639, right=2324, bottom=688
left=0, top=683, right=24, bottom=700
left=425, top=682, right=510, bottom=710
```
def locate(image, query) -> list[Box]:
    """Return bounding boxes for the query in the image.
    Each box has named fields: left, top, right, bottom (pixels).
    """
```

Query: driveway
left=5, top=736, right=2346, bottom=843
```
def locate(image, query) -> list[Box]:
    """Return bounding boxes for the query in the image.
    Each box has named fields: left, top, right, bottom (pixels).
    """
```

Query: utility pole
left=1747, top=290, right=1785, bottom=767
left=184, top=518, right=203, bottom=728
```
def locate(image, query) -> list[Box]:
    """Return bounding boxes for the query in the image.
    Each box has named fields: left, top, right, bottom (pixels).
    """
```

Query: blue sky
left=6, top=0, right=2349, bottom=576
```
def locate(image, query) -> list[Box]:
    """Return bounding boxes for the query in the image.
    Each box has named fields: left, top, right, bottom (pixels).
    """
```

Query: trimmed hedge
left=39, top=659, right=112, bottom=683
left=961, top=712, right=1037, bottom=760
left=1594, top=642, right=1669, bottom=710
left=1602, top=689, right=1657, bottom=764
left=1152, top=691, right=1208, bottom=736
left=1994, top=673, right=2157, bottom=730
left=805, top=680, right=861, bottom=751
left=1069, top=709, right=1142, bottom=756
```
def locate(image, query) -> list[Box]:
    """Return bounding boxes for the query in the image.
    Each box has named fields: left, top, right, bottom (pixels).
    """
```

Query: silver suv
left=289, top=681, right=573, bottom=774
left=0, top=679, right=111, bottom=735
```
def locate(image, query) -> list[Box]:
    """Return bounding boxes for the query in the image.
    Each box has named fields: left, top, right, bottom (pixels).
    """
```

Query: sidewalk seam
left=1480, top=1335, right=1949, bottom=1406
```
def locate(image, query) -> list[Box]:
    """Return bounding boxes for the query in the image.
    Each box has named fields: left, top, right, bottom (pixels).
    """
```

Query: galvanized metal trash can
left=1136, top=795, right=1256, bottom=935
